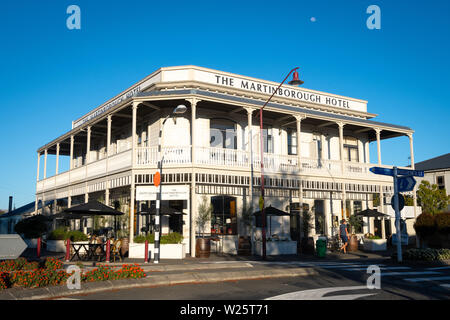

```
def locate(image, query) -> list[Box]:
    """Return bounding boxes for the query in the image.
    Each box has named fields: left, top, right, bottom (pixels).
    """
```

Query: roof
left=415, top=153, right=450, bottom=171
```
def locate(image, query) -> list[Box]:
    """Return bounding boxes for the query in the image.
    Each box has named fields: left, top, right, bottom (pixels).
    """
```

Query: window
left=210, top=119, right=237, bottom=149
left=211, top=196, right=237, bottom=235
left=343, top=136, right=359, bottom=162
left=263, top=126, right=273, bottom=153
left=287, top=130, right=297, bottom=155
left=437, top=176, right=445, bottom=190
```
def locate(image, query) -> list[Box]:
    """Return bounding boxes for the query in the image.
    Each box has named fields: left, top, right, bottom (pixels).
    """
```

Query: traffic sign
left=396, top=169, right=424, bottom=177
left=391, top=194, right=405, bottom=211
left=397, top=176, right=416, bottom=192
left=0, top=234, right=28, bottom=260
left=153, top=172, right=161, bottom=187
left=369, top=167, right=394, bottom=176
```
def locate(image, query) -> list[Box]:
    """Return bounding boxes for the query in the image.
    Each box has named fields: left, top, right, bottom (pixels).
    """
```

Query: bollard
left=37, top=237, right=41, bottom=259
left=106, top=239, right=111, bottom=263
left=65, top=239, right=70, bottom=262
left=144, top=240, right=149, bottom=263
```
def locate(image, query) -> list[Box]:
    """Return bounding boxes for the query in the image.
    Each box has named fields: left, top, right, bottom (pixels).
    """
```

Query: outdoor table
left=69, top=243, right=107, bottom=261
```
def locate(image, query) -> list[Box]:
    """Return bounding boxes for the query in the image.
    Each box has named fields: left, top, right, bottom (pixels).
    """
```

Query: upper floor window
left=287, top=130, right=297, bottom=155
left=437, top=176, right=445, bottom=190
left=343, top=136, right=359, bottom=162
left=210, top=119, right=237, bottom=149
left=263, top=126, right=273, bottom=153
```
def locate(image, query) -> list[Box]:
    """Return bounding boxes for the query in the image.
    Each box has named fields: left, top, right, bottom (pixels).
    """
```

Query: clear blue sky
left=0, top=0, right=449, bottom=210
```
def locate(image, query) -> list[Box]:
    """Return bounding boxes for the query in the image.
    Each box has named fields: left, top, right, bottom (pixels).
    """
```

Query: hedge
left=134, top=232, right=183, bottom=244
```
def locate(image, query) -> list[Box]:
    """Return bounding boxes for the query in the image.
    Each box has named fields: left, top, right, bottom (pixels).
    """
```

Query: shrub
left=14, top=215, right=49, bottom=239
left=399, top=248, right=450, bottom=262
left=0, top=272, right=10, bottom=289
left=134, top=232, right=183, bottom=244
left=67, top=230, right=88, bottom=242
left=0, top=258, right=27, bottom=272
left=414, top=212, right=436, bottom=237
left=22, top=261, right=40, bottom=270
left=47, top=227, right=69, bottom=240
left=435, top=211, right=450, bottom=233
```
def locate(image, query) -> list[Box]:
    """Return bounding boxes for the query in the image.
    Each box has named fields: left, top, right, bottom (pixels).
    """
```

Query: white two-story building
left=35, top=65, right=417, bottom=256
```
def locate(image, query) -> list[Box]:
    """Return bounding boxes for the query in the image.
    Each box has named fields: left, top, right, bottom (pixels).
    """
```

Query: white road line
left=344, top=266, right=411, bottom=271
left=425, top=266, right=450, bottom=271
left=381, top=271, right=442, bottom=277
left=319, top=264, right=385, bottom=269
left=439, top=284, right=450, bottom=289
left=404, top=276, right=450, bottom=282
left=265, top=286, right=378, bottom=300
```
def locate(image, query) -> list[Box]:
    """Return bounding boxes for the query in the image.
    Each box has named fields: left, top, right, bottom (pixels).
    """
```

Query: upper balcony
left=36, top=145, right=407, bottom=194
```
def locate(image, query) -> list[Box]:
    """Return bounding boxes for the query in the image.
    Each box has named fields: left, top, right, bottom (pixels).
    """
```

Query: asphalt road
left=57, top=261, right=450, bottom=301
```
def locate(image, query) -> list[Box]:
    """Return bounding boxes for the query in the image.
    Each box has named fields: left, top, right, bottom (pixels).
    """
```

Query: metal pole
left=393, top=166, right=402, bottom=262
left=155, top=114, right=171, bottom=263
left=258, top=67, right=299, bottom=260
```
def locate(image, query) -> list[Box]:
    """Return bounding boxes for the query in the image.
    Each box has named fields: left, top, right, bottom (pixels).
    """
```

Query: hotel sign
left=136, top=185, right=189, bottom=201
left=211, top=74, right=362, bottom=111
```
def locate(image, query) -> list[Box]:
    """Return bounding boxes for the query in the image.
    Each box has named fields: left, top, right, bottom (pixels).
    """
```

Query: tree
left=196, top=195, right=213, bottom=237
left=417, top=180, right=450, bottom=215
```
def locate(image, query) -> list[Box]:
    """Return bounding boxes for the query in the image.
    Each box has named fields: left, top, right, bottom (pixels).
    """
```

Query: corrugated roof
left=415, top=153, right=450, bottom=171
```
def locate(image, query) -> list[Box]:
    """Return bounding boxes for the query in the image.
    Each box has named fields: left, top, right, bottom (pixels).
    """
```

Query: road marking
left=425, top=266, right=450, bottom=271
left=319, top=264, right=384, bottom=269
left=265, top=286, right=378, bottom=300
left=344, top=266, right=411, bottom=271
left=380, top=271, right=441, bottom=276
left=439, top=284, right=450, bottom=289
left=404, top=276, right=450, bottom=282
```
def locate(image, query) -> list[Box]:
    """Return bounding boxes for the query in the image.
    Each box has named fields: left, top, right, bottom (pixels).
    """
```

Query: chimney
left=8, top=196, right=13, bottom=212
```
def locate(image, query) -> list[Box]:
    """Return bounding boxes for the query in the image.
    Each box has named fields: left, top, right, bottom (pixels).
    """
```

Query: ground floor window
left=211, top=196, right=237, bottom=235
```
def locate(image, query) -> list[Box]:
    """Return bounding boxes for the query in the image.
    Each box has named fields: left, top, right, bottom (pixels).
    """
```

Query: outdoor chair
left=111, top=239, right=122, bottom=262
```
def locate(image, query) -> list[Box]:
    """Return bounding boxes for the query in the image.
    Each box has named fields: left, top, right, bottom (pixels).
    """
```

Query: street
left=54, top=260, right=450, bottom=300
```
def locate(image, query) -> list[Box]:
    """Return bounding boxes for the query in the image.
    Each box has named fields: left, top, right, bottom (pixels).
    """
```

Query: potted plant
left=47, top=227, right=69, bottom=252
left=195, top=195, right=213, bottom=258
left=300, top=210, right=314, bottom=254
left=347, top=215, right=362, bottom=251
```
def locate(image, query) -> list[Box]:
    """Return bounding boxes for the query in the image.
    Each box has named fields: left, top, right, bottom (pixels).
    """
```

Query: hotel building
left=35, top=65, right=417, bottom=256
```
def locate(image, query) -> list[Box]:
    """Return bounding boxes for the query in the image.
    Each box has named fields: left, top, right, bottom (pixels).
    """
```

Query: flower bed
left=0, top=257, right=146, bottom=290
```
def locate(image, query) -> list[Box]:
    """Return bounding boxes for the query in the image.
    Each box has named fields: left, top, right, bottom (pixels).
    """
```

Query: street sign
left=397, top=176, right=416, bottom=192
left=153, top=172, right=161, bottom=187
left=369, top=167, right=394, bottom=176
left=0, top=234, right=28, bottom=260
left=391, top=194, right=405, bottom=211
left=396, top=169, right=424, bottom=177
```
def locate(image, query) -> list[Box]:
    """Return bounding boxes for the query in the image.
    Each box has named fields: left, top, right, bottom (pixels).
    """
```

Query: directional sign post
left=0, top=234, right=28, bottom=260
left=370, top=166, right=424, bottom=263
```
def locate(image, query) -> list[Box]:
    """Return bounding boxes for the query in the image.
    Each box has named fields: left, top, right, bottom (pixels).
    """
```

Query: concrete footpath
left=0, top=249, right=432, bottom=300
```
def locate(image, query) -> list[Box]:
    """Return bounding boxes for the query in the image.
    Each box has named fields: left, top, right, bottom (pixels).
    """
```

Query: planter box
left=363, top=239, right=387, bottom=251
left=210, top=236, right=238, bottom=255
left=254, top=241, right=297, bottom=256
left=46, top=240, right=66, bottom=253
left=129, top=243, right=186, bottom=259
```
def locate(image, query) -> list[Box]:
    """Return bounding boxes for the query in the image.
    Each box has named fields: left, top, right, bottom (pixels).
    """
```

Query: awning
left=253, top=206, right=292, bottom=216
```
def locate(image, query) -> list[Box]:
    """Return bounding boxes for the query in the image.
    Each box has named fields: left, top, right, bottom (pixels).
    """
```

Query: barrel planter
left=120, top=238, right=129, bottom=257
left=238, top=236, right=251, bottom=256
left=348, top=235, right=359, bottom=251
left=195, top=238, right=211, bottom=258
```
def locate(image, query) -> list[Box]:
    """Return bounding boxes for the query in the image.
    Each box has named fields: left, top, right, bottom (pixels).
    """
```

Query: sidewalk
left=0, top=248, right=398, bottom=300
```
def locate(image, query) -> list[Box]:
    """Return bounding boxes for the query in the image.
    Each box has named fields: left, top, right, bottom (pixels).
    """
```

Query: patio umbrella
left=253, top=206, right=292, bottom=236
left=354, top=209, right=388, bottom=218
left=63, top=201, right=124, bottom=235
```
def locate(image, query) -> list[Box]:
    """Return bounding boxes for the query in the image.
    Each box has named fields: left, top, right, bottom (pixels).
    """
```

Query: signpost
left=0, top=234, right=28, bottom=260
left=370, top=166, right=424, bottom=262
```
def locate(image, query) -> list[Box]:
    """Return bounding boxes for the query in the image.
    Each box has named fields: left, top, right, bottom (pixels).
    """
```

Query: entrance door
left=314, top=200, right=325, bottom=235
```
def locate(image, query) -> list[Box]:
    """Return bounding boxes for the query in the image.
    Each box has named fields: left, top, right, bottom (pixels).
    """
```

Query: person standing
left=339, top=219, right=349, bottom=254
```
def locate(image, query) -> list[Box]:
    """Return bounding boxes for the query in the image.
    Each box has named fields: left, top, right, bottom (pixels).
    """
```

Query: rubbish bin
left=316, top=239, right=327, bottom=258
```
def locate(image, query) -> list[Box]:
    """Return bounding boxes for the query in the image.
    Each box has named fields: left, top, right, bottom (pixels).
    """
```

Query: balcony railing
left=38, top=146, right=401, bottom=193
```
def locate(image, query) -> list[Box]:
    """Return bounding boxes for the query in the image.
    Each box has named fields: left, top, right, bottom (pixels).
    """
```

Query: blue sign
left=369, top=167, right=394, bottom=176
left=397, top=176, right=416, bottom=192
left=396, top=168, right=424, bottom=177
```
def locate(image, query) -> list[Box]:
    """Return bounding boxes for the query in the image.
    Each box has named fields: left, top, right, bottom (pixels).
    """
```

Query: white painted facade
left=34, top=66, right=417, bottom=256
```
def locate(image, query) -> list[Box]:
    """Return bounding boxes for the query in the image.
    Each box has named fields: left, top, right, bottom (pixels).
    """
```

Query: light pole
left=154, top=104, right=187, bottom=263
left=259, top=68, right=303, bottom=260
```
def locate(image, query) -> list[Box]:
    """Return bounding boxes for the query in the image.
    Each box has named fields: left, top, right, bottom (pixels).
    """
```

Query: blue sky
left=0, top=0, right=449, bottom=210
